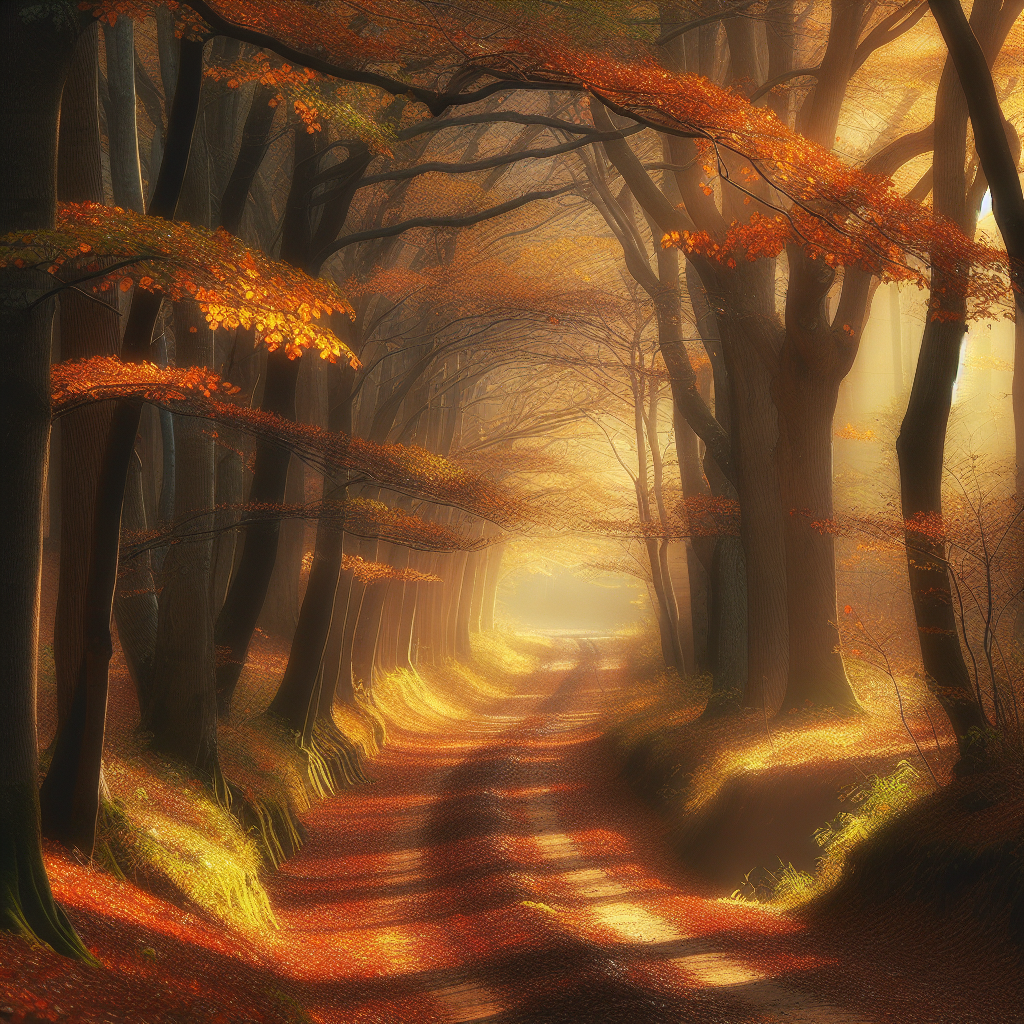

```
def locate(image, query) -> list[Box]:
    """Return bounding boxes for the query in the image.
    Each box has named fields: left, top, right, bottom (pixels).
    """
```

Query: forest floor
left=2, top=637, right=1020, bottom=1023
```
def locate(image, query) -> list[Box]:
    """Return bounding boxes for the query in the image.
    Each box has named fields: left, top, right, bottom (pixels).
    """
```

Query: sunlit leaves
left=205, top=54, right=397, bottom=152
left=1, top=203, right=358, bottom=364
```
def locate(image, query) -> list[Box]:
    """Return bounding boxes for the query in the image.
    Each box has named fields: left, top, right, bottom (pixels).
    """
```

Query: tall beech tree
left=928, top=0, right=1024, bottom=648
left=895, top=0, right=1021, bottom=761
left=0, top=2, right=93, bottom=962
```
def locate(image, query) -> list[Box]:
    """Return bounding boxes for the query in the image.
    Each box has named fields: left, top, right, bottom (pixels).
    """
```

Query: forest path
left=264, top=640, right=889, bottom=1024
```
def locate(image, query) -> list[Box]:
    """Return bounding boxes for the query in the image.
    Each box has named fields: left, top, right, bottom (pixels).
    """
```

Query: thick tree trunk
left=715, top=301, right=790, bottom=710
left=703, top=536, right=749, bottom=715
left=52, top=25, right=121, bottom=728
left=101, top=18, right=145, bottom=215
left=1015, top=315, right=1024, bottom=645
left=0, top=6, right=91, bottom=960
left=39, top=37, right=205, bottom=859
left=775, top=369, right=858, bottom=711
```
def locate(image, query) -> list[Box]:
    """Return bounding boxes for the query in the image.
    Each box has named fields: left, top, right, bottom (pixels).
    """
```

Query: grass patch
left=94, top=752, right=277, bottom=934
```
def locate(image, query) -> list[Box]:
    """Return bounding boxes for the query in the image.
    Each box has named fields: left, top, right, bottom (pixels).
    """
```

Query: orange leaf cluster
left=122, top=497, right=471, bottom=556
left=51, top=356, right=240, bottom=412
left=135, top=1, right=1015, bottom=315
left=834, top=423, right=877, bottom=441
left=2, top=202, right=357, bottom=364
left=341, top=554, right=442, bottom=584
left=205, top=54, right=396, bottom=152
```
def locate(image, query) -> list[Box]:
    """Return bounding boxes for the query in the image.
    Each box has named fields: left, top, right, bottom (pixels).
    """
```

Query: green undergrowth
left=604, top=627, right=987, bottom=907
left=608, top=628, right=1022, bottom=947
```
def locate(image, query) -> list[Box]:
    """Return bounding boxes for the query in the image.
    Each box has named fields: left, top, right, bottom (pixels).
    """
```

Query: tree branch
left=315, top=183, right=577, bottom=263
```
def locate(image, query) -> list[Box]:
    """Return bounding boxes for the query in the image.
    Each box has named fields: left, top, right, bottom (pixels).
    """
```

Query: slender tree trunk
left=257, top=452, right=304, bottom=637
left=113, top=452, right=159, bottom=713
left=480, top=539, right=505, bottom=631
left=454, top=528, right=482, bottom=661
left=147, top=303, right=220, bottom=781
left=352, top=583, right=388, bottom=690
left=214, top=129, right=318, bottom=715
left=889, top=283, right=905, bottom=396
left=396, top=578, right=418, bottom=669
left=1015, top=315, right=1024, bottom=646
left=268, top=518, right=344, bottom=731
left=0, top=6, right=91, bottom=959
left=896, top=8, right=999, bottom=763
left=322, top=557, right=356, bottom=710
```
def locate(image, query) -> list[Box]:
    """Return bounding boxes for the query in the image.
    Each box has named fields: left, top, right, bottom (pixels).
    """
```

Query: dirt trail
left=263, top=642, right=887, bottom=1024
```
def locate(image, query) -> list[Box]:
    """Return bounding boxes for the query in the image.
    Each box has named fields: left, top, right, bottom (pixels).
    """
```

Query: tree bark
left=0, top=5, right=92, bottom=960
left=39, top=36, right=206, bottom=858
left=896, top=0, right=1003, bottom=763
left=147, top=303, right=220, bottom=781
left=101, top=17, right=145, bottom=215
left=52, top=25, right=121, bottom=728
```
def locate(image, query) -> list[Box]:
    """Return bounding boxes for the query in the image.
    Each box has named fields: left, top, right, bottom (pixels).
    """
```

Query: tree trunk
left=257, top=451, right=304, bottom=637
left=147, top=303, right=220, bottom=782
left=352, top=582, right=388, bottom=691
left=39, top=37, right=206, bottom=858
left=703, top=536, right=748, bottom=715
left=213, top=351, right=301, bottom=714
left=396, top=577, right=418, bottom=669
left=896, top=5, right=1000, bottom=763
left=775, top=367, right=859, bottom=711
left=480, top=539, right=505, bottom=631
left=214, top=128, right=319, bottom=716
left=112, top=452, right=159, bottom=714
left=0, top=6, right=91, bottom=959
left=268, top=515, right=344, bottom=731
left=321, top=557, right=356, bottom=710
left=52, top=25, right=121, bottom=729
left=716, top=300, right=790, bottom=711
left=101, top=17, right=145, bottom=215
